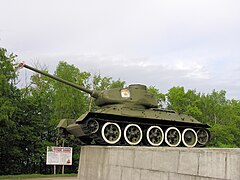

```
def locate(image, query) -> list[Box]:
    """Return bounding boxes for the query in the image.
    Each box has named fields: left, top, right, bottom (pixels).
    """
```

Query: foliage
left=1, top=48, right=240, bottom=175
left=51, top=61, right=91, bottom=124
left=0, top=48, right=21, bottom=174
left=92, top=74, right=125, bottom=91
left=166, top=87, right=202, bottom=117
left=0, top=48, right=18, bottom=82
left=165, top=86, right=240, bottom=147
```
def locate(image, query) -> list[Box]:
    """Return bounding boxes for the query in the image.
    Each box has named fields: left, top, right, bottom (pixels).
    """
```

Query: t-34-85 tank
left=19, top=62, right=210, bottom=147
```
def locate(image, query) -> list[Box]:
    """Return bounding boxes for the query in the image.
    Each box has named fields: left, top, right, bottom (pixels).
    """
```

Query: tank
left=19, top=62, right=210, bottom=147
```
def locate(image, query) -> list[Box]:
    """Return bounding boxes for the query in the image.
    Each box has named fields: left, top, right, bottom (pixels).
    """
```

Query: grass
left=0, top=174, right=77, bottom=179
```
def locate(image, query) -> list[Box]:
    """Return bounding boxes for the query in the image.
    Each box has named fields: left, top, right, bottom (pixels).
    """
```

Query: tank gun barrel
left=19, top=62, right=99, bottom=98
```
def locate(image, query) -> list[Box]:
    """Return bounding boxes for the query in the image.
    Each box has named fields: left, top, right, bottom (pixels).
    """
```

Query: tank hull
left=59, top=107, right=210, bottom=147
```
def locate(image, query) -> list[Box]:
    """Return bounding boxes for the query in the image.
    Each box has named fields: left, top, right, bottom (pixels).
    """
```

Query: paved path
left=24, top=177, right=77, bottom=180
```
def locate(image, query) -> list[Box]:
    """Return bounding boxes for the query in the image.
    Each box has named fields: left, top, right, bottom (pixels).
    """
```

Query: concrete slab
left=78, top=146, right=240, bottom=180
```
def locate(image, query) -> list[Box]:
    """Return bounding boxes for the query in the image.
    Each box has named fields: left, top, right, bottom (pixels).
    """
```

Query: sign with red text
left=46, top=146, right=72, bottom=165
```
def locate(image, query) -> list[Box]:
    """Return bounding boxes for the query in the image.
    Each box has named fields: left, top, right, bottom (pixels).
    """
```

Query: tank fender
left=57, top=119, right=76, bottom=128
left=76, top=111, right=90, bottom=123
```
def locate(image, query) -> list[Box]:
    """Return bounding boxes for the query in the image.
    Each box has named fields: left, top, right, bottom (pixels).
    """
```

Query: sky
left=1, top=0, right=240, bottom=99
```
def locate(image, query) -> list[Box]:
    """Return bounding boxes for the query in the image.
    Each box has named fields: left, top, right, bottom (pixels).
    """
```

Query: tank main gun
left=19, top=62, right=99, bottom=98
left=19, top=62, right=158, bottom=108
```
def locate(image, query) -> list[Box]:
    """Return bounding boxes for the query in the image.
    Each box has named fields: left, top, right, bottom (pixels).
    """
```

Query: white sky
left=1, top=0, right=240, bottom=99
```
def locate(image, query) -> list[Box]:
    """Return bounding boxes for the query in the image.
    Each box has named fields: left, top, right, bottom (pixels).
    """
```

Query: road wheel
left=146, top=126, right=164, bottom=146
left=197, top=128, right=210, bottom=146
left=182, top=128, right=197, bottom=147
left=124, top=124, right=142, bottom=145
left=101, top=122, right=121, bottom=144
left=165, top=127, right=181, bottom=147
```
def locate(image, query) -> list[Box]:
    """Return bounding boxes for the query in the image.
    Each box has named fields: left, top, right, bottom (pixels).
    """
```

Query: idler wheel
left=146, top=126, right=164, bottom=146
left=182, top=128, right=197, bottom=148
left=124, top=124, right=142, bottom=145
left=165, top=127, right=181, bottom=147
left=87, top=119, right=99, bottom=134
left=101, top=122, right=121, bottom=144
left=197, top=128, right=210, bottom=146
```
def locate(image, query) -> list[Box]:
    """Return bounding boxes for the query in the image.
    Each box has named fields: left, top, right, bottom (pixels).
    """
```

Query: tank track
left=78, top=117, right=210, bottom=147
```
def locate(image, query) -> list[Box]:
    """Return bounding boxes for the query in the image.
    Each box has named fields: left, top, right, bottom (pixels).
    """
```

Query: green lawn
left=0, top=174, right=77, bottom=179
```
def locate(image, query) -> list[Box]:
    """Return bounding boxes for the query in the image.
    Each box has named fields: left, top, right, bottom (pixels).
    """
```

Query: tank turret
left=19, top=62, right=210, bottom=148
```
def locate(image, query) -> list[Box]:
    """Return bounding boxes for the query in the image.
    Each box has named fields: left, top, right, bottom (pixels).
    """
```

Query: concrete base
left=78, top=146, right=240, bottom=180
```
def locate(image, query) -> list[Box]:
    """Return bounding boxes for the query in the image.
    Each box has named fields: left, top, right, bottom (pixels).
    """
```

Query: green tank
left=19, top=62, right=210, bottom=147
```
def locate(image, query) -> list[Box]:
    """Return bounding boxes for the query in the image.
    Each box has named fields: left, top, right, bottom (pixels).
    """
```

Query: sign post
left=46, top=146, right=72, bottom=174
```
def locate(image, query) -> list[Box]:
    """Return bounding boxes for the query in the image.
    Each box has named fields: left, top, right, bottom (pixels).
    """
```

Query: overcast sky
left=1, top=0, right=240, bottom=99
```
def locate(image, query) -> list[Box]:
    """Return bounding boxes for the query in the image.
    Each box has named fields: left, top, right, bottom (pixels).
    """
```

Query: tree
left=0, top=48, right=22, bottom=174
left=51, top=61, right=91, bottom=124
left=199, top=90, right=233, bottom=125
left=20, top=63, right=56, bottom=174
left=166, top=87, right=202, bottom=117
left=92, top=74, right=125, bottom=91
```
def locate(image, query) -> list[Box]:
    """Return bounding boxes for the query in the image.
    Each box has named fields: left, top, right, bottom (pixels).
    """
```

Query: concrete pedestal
left=78, top=146, right=240, bottom=180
